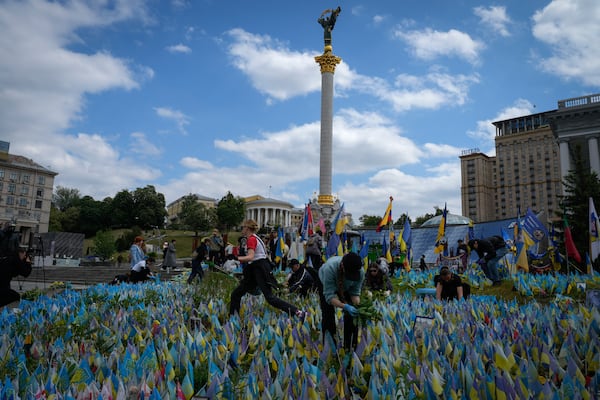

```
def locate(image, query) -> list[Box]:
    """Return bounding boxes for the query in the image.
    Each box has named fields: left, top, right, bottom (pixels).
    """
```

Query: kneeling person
left=435, top=267, right=470, bottom=301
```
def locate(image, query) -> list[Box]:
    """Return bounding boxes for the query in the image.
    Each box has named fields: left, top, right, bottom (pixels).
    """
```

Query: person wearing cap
left=318, top=252, right=365, bottom=350
left=286, top=259, right=316, bottom=297
left=229, top=219, right=306, bottom=320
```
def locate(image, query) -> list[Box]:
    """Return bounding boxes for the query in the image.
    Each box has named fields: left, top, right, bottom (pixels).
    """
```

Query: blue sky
left=1, top=0, right=599, bottom=221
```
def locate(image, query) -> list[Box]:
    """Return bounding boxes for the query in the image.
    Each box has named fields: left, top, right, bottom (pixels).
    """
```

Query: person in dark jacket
left=286, top=259, right=316, bottom=297
left=0, top=248, right=32, bottom=307
left=468, top=237, right=505, bottom=285
left=434, top=266, right=470, bottom=300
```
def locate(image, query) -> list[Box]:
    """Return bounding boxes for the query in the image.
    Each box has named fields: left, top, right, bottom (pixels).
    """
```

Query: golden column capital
left=317, top=194, right=335, bottom=206
left=315, top=52, right=341, bottom=74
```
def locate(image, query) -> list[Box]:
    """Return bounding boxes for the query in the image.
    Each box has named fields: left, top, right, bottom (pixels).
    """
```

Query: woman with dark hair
left=229, top=219, right=305, bottom=319
left=318, top=252, right=365, bottom=350
left=363, top=262, right=392, bottom=295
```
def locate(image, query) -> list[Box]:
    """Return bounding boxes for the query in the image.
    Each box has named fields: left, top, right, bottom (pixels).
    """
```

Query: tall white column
left=315, top=51, right=341, bottom=212
left=589, top=136, right=600, bottom=175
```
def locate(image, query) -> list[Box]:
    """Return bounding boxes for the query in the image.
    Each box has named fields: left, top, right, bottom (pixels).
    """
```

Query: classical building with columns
left=548, top=94, right=600, bottom=188
left=244, top=195, right=296, bottom=229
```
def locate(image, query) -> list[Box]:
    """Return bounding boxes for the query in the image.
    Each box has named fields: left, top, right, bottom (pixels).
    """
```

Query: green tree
left=560, top=145, right=600, bottom=264
left=111, top=190, right=135, bottom=228
left=78, top=196, right=107, bottom=237
left=359, top=215, right=381, bottom=227
left=216, top=192, right=246, bottom=231
left=394, top=213, right=411, bottom=228
left=48, top=206, right=63, bottom=231
left=178, top=194, right=213, bottom=236
left=132, top=185, right=167, bottom=229
left=52, top=186, right=81, bottom=211
left=93, top=230, right=116, bottom=261
left=414, top=207, right=445, bottom=226
left=60, top=206, right=81, bottom=233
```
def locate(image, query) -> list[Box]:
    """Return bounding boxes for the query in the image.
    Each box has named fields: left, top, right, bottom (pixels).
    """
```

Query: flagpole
left=563, top=204, right=570, bottom=275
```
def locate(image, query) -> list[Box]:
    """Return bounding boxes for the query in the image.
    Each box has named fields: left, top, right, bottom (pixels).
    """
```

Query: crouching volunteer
left=318, top=252, right=365, bottom=351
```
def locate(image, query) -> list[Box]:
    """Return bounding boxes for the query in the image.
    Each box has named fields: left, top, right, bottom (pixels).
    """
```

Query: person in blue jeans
left=317, top=252, right=365, bottom=350
left=469, top=238, right=505, bottom=285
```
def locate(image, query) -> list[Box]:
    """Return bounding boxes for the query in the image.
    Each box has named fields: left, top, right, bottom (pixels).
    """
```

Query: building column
left=559, top=141, right=570, bottom=194
left=589, top=136, right=600, bottom=176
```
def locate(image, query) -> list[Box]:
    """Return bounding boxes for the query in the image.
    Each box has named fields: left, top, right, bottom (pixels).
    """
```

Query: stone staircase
left=23, top=264, right=187, bottom=286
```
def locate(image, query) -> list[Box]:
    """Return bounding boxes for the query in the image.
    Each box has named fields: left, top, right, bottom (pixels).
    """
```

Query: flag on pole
left=434, top=203, right=447, bottom=254
left=325, top=232, right=340, bottom=259
left=376, top=197, right=393, bottom=232
left=359, top=238, right=370, bottom=269
left=300, top=203, right=314, bottom=241
left=382, top=233, right=391, bottom=262
left=401, top=218, right=412, bottom=271
left=385, top=229, right=393, bottom=263
left=467, top=219, right=475, bottom=241
left=522, top=207, right=549, bottom=243
left=590, top=197, right=600, bottom=262
left=549, top=224, right=564, bottom=270
left=274, top=227, right=285, bottom=265
left=332, top=202, right=348, bottom=235
left=513, top=207, right=529, bottom=272
left=586, top=252, right=593, bottom=275
left=317, top=218, right=326, bottom=235
left=564, top=213, right=582, bottom=263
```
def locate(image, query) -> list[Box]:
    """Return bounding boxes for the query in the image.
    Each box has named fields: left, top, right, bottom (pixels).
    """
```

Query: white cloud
left=0, top=0, right=156, bottom=199
left=162, top=107, right=461, bottom=218
left=166, top=43, right=192, bottom=54
left=532, top=0, right=600, bottom=86
left=474, top=6, right=511, bottom=37
left=467, top=99, right=535, bottom=144
left=130, top=132, right=161, bottom=156
left=154, top=107, right=190, bottom=135
left=226, top=28, right=320, bottom=101
left=180, top=157, right=214, bottom=170
left=393, top=27, right=485, bottom=65
left=373, top=15, right=385, bottom=25
left=226, top=29, right=479, bottom=112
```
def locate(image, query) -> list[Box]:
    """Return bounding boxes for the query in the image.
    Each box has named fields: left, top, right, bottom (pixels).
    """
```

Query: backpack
left=489, top=236, right=506, bottom=250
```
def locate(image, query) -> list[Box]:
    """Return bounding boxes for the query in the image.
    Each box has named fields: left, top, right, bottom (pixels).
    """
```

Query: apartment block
left=0, top=141, right=57, bottom=235
left=460, top=111, right=562, bottom=223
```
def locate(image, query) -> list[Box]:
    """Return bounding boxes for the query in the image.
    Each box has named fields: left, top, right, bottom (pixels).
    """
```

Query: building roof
left=246, top=196, right=294, bottom=208
left=420, top=213, right=472, bottom=227
left=0, top=154, right=57, bottom=175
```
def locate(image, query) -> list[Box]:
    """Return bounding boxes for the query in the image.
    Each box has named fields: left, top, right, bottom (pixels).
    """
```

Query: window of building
left=20, top=186, right=29, bottom=196
left=38, top=176, right=45, bottom=185
left=0, top=170, right=4, bottom=180
left=18, top=198, right=27, bottom=207
left=34, top=212, right=41, bottom=221
left=7, top=183, right=15, bottom=193
left=22, top=174, right=30, bottom=184
left=9, top=172, right=18, bottom=182
left=0, top=182, right=3, bottom=192
left=35, top=200, right=43, bottom=209
left=6, top=196, right=14, bottom=205
left=36, top=188, right=43, bottom=198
